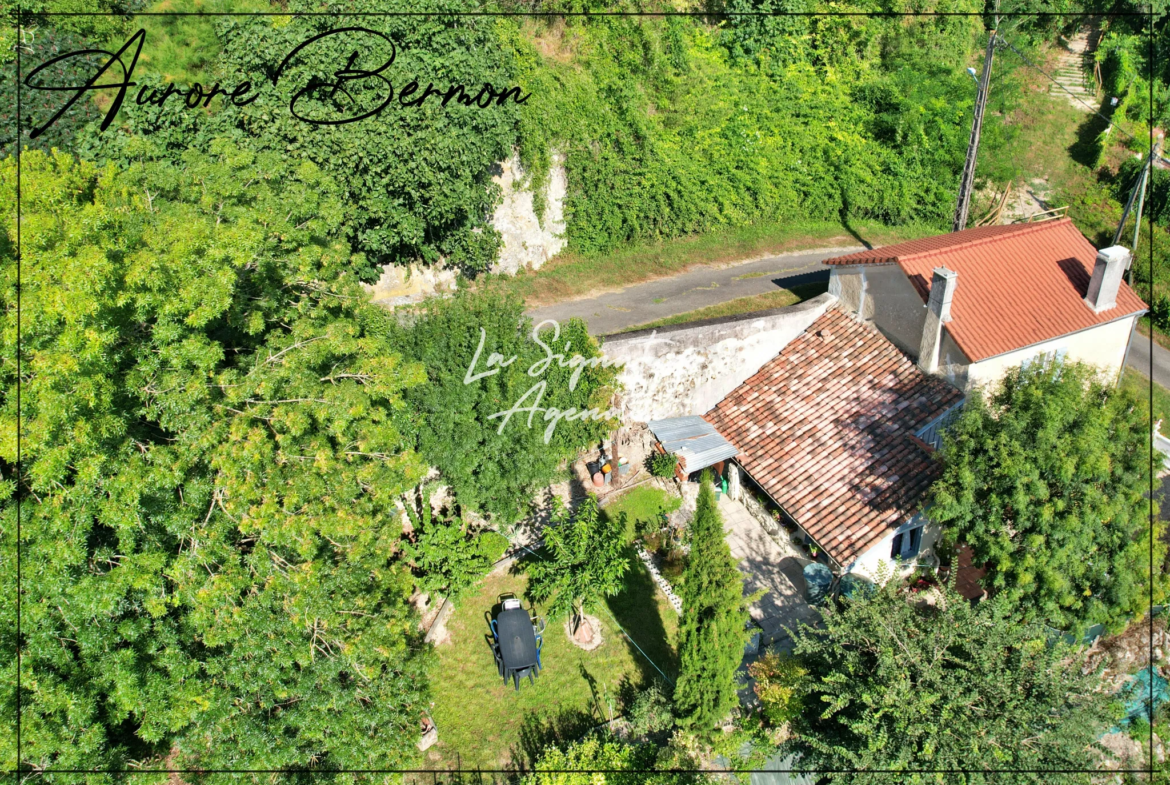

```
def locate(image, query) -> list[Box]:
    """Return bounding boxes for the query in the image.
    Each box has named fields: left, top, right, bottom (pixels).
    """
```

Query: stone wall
left=599, top=293, right=837, bottom=422
left=364, top=151, right=568, bottom=308
left=490, top=152, right=567, bottom=275
left=363, top=264, right=460, bottom=309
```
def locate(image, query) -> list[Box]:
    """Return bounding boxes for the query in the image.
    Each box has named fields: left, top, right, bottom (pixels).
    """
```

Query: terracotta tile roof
left=704, top=308, right=963, bottom=567
left=823, top=219, right=1148, bottom=361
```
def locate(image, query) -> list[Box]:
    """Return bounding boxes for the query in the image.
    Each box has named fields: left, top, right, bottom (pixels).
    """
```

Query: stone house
left=824, top=219, right=1147, bottom=391
left=703, top=307, right=964, bottom=583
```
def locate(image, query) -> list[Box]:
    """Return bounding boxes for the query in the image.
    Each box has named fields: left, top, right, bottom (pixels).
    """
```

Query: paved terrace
left=718, top=495, right=820, bottom=649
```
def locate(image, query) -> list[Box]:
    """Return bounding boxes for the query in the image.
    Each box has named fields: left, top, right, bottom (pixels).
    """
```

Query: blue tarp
left=839, top=574, right=876, bottom=601
left=1115, top=666, right=1169, bottom=730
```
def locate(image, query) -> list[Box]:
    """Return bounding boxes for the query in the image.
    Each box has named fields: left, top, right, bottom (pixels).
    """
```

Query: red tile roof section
left=704, top=308, right=963, bottom=567
left=823, top=219, right=1147, bottom=361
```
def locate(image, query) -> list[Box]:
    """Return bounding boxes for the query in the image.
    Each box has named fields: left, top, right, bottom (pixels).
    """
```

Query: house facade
left=703, top=307, right=963, bottom=582
left=824, top=219, right=1147, bottom=391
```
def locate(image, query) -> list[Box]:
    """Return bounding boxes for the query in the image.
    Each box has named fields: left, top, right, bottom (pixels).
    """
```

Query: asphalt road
left=526, top=244, right=1170, bottom=389
left=525, top=246, right=864, bottom=336
left=1126, top=331, right=1170, bottom=389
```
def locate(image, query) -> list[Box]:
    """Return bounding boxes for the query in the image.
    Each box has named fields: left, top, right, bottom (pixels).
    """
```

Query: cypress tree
left=673, top=473, right=751, bottom=731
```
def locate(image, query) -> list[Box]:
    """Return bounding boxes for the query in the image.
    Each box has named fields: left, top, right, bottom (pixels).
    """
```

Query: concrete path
left=1127, top=332, right=1170, bottom=388
left=718, top=495, right=820, bottom=647
left=525, top=246, right=864, bottom=337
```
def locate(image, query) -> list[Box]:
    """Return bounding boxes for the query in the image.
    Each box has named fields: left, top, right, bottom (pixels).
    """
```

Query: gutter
left=1119, top=313, right=1142, bottom=388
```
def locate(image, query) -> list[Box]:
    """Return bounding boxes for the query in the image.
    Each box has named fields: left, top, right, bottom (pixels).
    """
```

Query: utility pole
left=952, top=1, right=1002, bottom=234
left=1114, top=135, right=1163, bottom=284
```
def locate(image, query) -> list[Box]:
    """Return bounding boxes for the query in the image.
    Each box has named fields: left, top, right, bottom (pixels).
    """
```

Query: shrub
left=625, top=682, right=675, bottom=738
left=404, top=489, right=492, bottom=602
left=478, top=530, right=511, bottom=565
left=748, top=651, right=808, bottom=727
left=650, top=451, right=679, bottom=478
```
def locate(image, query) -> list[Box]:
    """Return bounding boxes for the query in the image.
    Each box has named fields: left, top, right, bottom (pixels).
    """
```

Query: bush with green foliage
left=1, top=146, right=432, bottom=772
left=478, top=529, right=511, bottom=564
left=526, top=495, right=629, bottom=635
left=649, top=451, right=679, bottom=478
left=404, top=488, right=492, bottom=603
left=929, top=357, right=1166, bottom=635
left=391, top=287, right=618, bottom=523
left=673, top=474, right=751, bottom=733
left=624, top=681, right=675, bottom=738
left=747, top=651, right=807, bottom=728
left=519, top=735, right=704, bottom=785
left=789, top=579, right=1115, bottom=780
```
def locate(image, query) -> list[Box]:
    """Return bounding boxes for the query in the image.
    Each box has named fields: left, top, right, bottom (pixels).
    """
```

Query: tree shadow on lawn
left=510, top=546, right=677, bottom=688
left=1068, top=102, right=1114, bottom=170
left=509, top=703, right=600, bottom=773
left=605, top=545, right=679, bottom=688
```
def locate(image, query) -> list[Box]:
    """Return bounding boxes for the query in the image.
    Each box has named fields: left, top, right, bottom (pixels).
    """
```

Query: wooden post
left=611, top=429, right=621, bottom=488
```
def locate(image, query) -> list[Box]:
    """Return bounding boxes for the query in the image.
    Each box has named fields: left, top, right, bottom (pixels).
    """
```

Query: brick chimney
left=1084, top=246, right=1130, bottom=314
left=918, top=267, right=958, bottom=375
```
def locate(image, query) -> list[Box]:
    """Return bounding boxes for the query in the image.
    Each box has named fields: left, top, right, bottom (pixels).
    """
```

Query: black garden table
left=491, top=606, right=542, bottom=691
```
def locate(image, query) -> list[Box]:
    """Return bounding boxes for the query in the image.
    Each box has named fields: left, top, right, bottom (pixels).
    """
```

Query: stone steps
left=1049, top=26, right=1099, bottom=112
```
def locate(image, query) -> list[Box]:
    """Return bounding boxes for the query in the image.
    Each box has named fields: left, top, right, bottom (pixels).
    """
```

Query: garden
left=427, top=487, right=684, bottom=771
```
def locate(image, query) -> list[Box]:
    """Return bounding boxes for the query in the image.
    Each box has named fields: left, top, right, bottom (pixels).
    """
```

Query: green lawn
left=1120, top=368, right=1170, bottom=430
left=428, top=557, right=679, bottom=771
left=601, top=485, right=683, bottom=539
left=616, top=281, right=829, bottom=335
left=480, top=219, right=940, bottom=308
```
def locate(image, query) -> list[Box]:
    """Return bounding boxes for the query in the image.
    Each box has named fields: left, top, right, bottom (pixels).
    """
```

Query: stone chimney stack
left=918, top=267, right=958, bottom=375
left=1084, top=246, right=1130, bottom=314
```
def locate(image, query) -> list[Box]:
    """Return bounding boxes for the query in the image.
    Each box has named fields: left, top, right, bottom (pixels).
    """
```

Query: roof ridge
left=895, top=218, right=1076, bottom=265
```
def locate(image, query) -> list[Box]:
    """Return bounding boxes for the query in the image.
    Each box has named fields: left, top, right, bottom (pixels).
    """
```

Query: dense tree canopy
left=789, top=581, right=1114, bottom=782
left=1, top=146, right=433, bottom=772
left=929, top=358, right=1165, bottom=634
left=673, top=476, right=750, bottom=733
left=390, top=288, right=618, bottom=523
left=526, top=495, right=629, bottom=632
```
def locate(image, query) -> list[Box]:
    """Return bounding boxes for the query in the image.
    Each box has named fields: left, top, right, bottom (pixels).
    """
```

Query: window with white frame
left=891, top=518, right=924, bottom=560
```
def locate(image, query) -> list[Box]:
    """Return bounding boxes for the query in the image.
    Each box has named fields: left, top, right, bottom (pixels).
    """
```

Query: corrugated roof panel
left=675, top=434, right=739, bottom=475
left=649, top=416, right=738, bottom=474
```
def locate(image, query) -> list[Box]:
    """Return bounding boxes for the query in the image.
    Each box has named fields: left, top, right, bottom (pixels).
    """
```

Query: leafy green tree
left=81, top=0, right=523, bottom=279
left=747, top=651, right=807, bottom=728
left=789, top=581, right=1114, bottom=782
left=391, top=287, right=618, bottom=523
left=519, top=735, right=705, bottom=785
left=673, top=475, right=751, bottom=733
left=1, top=145, right=432, bottom=772
left=403, top=487, right=492, bottom=603
left=526, top=495, right=628, bottom=638
left=929, top=357, right=1165, bottom=635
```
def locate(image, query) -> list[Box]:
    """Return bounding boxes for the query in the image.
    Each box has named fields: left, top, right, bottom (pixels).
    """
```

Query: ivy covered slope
left=0, top=146, right=434, bottom=773
left=77, top=1, right=1029, bottom=279
left=512, top=2, right=1012, bottom=256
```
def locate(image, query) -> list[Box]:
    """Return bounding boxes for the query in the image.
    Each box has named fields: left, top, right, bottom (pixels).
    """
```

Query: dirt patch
left=1084, top=615, right=1168, bottom=691
left=565, top=613, right=604, bottom=651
